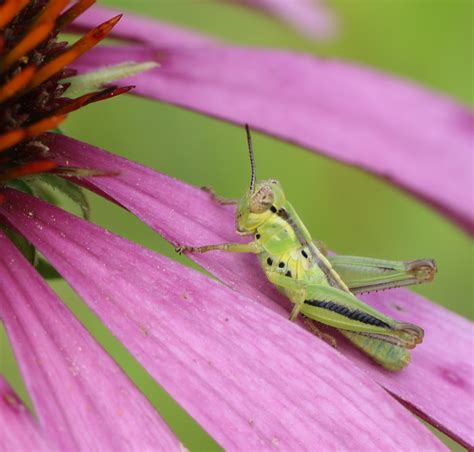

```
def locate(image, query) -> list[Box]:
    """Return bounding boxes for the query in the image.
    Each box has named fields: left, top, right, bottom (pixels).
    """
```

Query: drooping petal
left=70, top=6, right=212, bottom=47
left=46, top=134, right=474, bottom=448
left=219, top=0, right=337, bottom=38
left=71, top=6, right=474, bottom=235
left=0, top=376, right=50, bottom=451
left=336, top=289, right=474, bottom=450
left=0, top=189, right=444, bottom=450
left=0, top=231, right=180, bottom=450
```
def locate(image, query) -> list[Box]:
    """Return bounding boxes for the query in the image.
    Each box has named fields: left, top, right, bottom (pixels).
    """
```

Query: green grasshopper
left=177, top=125, right=437, bottom=371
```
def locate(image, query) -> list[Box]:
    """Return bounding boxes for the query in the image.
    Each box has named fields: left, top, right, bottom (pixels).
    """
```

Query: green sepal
left=6, top=173, right=90, bottom=221
left=0, top=225, right=37, bottom=266
left=0, top=226, right=61, bottom=280
left=36, top=258, right=62, bottom=279
left=35, top=174, right=90, bottom=220
left=51, top=126, right=65, bottom=135
left=5, top=179, right=35, bottom=195
left=10, top=178, right=59, bottom=205
left=62, top=61, right=159, bottom=98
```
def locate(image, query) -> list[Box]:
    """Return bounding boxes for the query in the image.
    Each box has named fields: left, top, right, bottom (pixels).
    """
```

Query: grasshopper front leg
left=176, top=240, right=262, bottom=255
left=201, top=186, right=239, bottom=205
left=328, top=255, right=437, bottom=294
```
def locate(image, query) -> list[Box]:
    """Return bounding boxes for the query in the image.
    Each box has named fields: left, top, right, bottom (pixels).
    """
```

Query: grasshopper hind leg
left=341, top=330, right=411, bottom=371
left=303, top=318, right=411, bottom=371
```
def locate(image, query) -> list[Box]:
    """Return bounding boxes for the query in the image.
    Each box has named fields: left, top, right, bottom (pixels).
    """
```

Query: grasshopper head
left=236, top=180, right=286, bottom=234
left=235, top=125, right=286, bottom=235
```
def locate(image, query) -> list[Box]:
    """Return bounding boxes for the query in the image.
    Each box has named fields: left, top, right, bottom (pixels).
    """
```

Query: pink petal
left=0, top=232, right=180, bottom=450
left=219, top=0, right=337, bottom=38
left=47, top=134, right=473, bottom=448
left=0, top=377, right=50, bottom=451
left=71, top=6, right=474, bottom=235
left=336, top=290, right=474, bottom=450
left=0, top=190, right=444, bottom=450
left=68, top=2, right=336, bottom=44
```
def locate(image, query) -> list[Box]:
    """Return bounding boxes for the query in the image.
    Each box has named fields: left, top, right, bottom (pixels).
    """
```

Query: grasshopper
left=177, top=125, right=437, bottom=371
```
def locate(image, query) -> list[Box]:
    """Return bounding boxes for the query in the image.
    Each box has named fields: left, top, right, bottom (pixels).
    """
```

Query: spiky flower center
left=0, top=0, right=126, bottom=188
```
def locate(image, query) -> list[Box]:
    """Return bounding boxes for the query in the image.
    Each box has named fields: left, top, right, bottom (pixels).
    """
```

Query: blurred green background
left=1, top=0, right=472, bottom=450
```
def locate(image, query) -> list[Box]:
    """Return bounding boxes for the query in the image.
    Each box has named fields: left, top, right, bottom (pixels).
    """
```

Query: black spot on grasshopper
left=285, top=270, right=292, bottom=278
left=276, top=207, right=342, bottom=289
left=267, top=257, right=273, bottom=266
left=255, top=233, right=261, bottom=239
left=270, top=205, right=277, bottom=213
left=301, top=250, right=308, bottom=258
left=304, top=300, right=392, bottom=329
left=278, top=262, right=285, bottom=268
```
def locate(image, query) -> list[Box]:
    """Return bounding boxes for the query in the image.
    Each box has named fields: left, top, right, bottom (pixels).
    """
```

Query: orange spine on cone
left=0, top=0, right=29, bottom=29
left=34, top=0, right=70, bottom=25
left=0, top=115, right=67, bottom=152
left=57, top=0, right=97, bottom=30
left=27, top=14, right=123, bottom=90
left=56, top=86, right=133, bottom=114
left=1, top=160, right=58, bottom=181
left=0, top=21, right=55, bottom=73
left=0, top=65, right=36, bottom=102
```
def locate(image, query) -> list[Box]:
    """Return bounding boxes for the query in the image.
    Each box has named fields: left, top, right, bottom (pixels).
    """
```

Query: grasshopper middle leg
left=328, top=255, right=437, bottom=294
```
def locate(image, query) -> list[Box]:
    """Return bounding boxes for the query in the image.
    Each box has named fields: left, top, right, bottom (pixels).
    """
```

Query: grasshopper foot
left=201, top=185, right=215, bottom=196
left=303, top=318, right=337, bottom=348
left=407, top=259, right=437, bottom=282
left=201, top=186, right=238, bottom=205
left=175, top=245, right=194, bottom=255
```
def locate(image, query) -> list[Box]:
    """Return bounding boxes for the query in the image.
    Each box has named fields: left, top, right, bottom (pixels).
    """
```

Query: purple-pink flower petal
left=333, top=290, right=474, bottom=450
left=220, top=0, right=337, bottom=38
left=0, top=232, right=180, bottom=450
left=0, top=377, right=50, bottom=451
left=70, top=7, right=212, bottom=47
left=47, top=134, right=474, bottom=448
left=0, top=189, right=445, bottom=450
left=71, top=6, right=474, bottom=235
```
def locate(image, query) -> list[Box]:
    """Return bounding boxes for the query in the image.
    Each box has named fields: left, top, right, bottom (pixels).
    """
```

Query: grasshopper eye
left=249, top=186, right=274, bottom=213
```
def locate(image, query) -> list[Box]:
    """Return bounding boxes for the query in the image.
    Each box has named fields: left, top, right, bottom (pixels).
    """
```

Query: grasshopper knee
left=406, top=259, right=437, bottom=282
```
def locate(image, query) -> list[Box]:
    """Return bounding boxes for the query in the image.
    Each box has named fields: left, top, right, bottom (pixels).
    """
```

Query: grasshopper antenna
left=245, top=124, right=256, bottom=193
